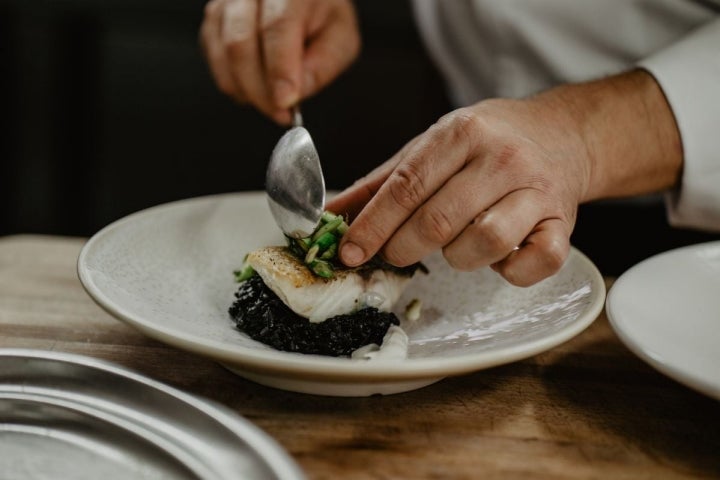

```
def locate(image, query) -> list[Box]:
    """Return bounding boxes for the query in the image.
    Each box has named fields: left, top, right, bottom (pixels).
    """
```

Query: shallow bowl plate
left=607, top=241, right=720, bottom=400
left=78, top=192, right=605, bottom=396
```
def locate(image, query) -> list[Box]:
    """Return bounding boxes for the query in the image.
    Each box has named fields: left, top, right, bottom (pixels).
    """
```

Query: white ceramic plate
left=78, top=192, right=605, bottom=396
left=607, top=241, right=720, bottom=400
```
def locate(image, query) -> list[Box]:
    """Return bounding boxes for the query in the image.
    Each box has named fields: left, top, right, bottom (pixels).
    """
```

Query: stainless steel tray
left=0, top=349, right=305, bottom=480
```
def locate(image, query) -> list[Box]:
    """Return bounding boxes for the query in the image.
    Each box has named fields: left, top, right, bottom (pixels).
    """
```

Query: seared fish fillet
left=246, top=246, right=414, bottom=323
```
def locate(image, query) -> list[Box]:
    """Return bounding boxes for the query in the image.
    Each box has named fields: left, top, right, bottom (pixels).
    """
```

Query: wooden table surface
left=1, top=235, right=719, bottom=480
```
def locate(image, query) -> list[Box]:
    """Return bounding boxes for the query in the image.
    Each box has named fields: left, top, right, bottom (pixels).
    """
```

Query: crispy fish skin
left=246, top=246, right=413, bottom=323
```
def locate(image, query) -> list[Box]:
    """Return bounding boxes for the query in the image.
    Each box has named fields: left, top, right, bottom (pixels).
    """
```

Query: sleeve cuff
left=637, top=19, right=720, bottom=232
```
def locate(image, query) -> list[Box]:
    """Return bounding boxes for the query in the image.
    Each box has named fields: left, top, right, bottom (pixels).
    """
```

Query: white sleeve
left=638, top=18, right=720, bottom=233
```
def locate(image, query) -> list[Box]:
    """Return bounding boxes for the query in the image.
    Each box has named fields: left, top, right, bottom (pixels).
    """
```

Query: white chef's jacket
left=412, top=0, right=720, bottom=232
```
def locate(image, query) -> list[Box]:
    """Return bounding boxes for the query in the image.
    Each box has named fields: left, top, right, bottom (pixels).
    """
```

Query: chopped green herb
left=313, top=231, right=337, bottom=250
left=319, top=242, right=337, bottom=260
left=284, top=210, right=348, bottom=278
left=234, top=208, right=426, bottom=283
left=304, top=244, right=320, bottom=264
left=233, top=253, right=256, bottom=282
left=309, top=259, right=334, bottom=278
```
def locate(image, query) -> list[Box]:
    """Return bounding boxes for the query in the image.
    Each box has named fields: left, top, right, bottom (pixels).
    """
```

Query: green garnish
left=233, top=210, right=427, bottom=282
left=308, top=258, right=334, bottom=278
left=286, top=210, right=429, bottom=279
left=304, top=244, right=320, bottom=263
left=286, top=211, right=349, bottom=278
left=233, top=253, right=256, bottom=282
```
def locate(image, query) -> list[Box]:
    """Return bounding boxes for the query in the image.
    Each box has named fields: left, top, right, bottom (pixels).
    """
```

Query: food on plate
left=229, top=212, right=426, bottom=357
left=245, top=245, right=417, bottom=323
left=404, top=298, right=423, bottom=322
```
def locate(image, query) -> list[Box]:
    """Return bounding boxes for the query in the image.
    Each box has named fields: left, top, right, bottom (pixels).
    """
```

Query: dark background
left=1, top=0, right=716, bottom=276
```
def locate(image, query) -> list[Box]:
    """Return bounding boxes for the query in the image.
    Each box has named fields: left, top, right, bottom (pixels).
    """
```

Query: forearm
left=534, top=70, right=683, bottom=203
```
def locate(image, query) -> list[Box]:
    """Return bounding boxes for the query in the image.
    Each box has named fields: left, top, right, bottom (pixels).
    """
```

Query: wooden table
left=1, top=235, right=719, bottom=479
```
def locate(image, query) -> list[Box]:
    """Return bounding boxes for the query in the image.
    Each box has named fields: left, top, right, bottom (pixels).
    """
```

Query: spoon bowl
left=266, top=109, right=325, bottom=238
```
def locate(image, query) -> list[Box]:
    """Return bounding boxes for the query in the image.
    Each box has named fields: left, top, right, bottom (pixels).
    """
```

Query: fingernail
left=274, top=78, right=298, bottom=109
left=340, top=242, right=365, bottom=266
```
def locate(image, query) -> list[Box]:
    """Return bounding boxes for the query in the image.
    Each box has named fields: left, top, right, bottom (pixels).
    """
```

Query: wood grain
left=1, top=234, right=719, bottom=480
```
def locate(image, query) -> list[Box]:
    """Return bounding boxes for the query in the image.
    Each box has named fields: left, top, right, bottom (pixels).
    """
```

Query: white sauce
left=351, top=325, right=408, bottom=361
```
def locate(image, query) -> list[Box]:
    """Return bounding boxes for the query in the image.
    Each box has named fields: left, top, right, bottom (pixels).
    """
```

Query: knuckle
left=442, top=248, right=477, bottom=272
left=417, top=206, right=455, bottom=245
left=387, top=163, right=426, bottom=212
left=539, top=237, right=567, bottom=273
left=493, top=143, right=522, bottom=170
left=356, top=219, right=388, bottom=252
left=437, top=109, right=483, bottom=154
left=498, top=265, right=531, bottom=287
left=472, top=212, right=514, bottom=254
left=451, top=110, right=482, bottom=139
left=381, top=242, right=411, bottom=267
left=499, top=236, right=568, bottom=287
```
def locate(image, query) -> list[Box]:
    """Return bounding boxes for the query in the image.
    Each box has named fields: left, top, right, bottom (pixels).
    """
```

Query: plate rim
left=0, top=348, right=306, bottom=479
left=606, top=240, right=720, bottom=400
left=78, top=192, right=607, bottom=381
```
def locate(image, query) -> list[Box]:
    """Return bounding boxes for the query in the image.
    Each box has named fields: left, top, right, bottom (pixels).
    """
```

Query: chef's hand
left=199, top=0, right=360, bottom=124
left=327, top=70, right=682, bottom=286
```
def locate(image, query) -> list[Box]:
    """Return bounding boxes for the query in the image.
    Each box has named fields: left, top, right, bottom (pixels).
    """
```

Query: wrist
left=536, top=70, right=683, bottom=203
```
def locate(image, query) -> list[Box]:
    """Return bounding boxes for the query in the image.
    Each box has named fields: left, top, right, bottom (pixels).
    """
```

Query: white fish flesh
left=246, top=246, right=415, bottom=323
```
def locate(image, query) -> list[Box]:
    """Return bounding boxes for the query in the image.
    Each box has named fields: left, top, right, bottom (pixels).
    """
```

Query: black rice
left=229, top=275, right=399, bottom=357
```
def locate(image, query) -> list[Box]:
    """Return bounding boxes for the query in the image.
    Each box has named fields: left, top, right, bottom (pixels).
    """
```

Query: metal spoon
left=266, top=106, right=326, bottom=238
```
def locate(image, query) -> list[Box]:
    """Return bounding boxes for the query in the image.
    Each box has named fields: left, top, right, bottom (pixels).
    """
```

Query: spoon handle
left=291, top=106, right=303, bottom=127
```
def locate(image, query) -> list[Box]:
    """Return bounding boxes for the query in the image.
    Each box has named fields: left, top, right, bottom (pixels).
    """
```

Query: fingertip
left=339, top=241, right=366, bottom=267
left=273, top=78, right=299, bottom=109
left=272, top=109, right=292, bottom=125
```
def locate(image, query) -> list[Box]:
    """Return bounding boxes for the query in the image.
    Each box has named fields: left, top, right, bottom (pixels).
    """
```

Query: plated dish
left=607, top=241, right=720, bottom=401
left=229, top=211, right=425, bottom=358
left=78, top=192, right=606, bottom=396
left=0, top=349, right=304, bottom=480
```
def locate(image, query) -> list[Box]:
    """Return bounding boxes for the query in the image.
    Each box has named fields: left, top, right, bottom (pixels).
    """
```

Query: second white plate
left=607, top=241, right=720, bottom=401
